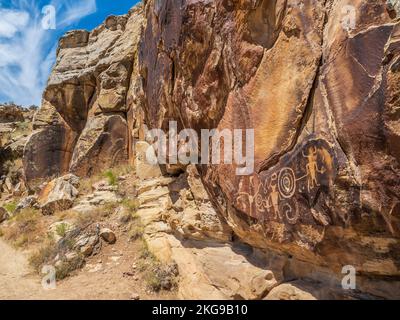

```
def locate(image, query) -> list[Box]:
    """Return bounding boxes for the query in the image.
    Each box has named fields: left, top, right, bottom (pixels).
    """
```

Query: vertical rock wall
left=23, top=5, right=145, bottom=181
left=139, top=0, right=400, bottom=297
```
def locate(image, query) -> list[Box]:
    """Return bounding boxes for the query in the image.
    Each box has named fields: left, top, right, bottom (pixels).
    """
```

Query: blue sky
left=0, top=0, right=140, bottom=106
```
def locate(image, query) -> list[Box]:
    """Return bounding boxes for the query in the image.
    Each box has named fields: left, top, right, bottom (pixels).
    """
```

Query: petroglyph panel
left=234, top=137, right=337, bottom=226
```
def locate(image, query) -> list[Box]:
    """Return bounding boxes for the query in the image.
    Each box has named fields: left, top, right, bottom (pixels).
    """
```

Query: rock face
left=0, top=207, right=8, bottom=223
left=0, top=104, right=25, bottom=123
left=139, top=0, right=400, bottom=298
left=22, top=1, right=400, bottom=299
left=0, top=104, right=34, bottom=197
left=23, top=5, right=145, bottom=182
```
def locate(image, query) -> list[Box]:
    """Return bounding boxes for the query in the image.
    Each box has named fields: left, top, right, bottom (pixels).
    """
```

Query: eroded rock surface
left=138, top=0, right=400, bottom=298
left=21, top=1, right=400, bottom=299
left=23, top=5, right=145, bottom=181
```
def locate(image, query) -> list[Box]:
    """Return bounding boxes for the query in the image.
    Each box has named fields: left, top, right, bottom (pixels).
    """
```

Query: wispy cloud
left=0, top=0, right=97, bottom=106
left=0, top=9, right=29, bottom=38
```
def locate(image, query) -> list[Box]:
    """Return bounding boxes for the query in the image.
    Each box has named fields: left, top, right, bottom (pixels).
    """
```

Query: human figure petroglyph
left=236, top=176, right=256, bottom=216
left=303, top=146, right=326, bottom=192
left=259, top=173, right=281, bottom=220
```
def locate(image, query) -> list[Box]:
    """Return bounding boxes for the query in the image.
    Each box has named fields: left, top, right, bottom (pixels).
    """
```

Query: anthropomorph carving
left=303, top=146, right=326, bottom=192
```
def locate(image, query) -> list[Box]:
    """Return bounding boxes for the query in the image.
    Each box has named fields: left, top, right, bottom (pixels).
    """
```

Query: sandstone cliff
left=22, top=0, right=400, bottom=299
left=23, top=5, right=145, bottom=181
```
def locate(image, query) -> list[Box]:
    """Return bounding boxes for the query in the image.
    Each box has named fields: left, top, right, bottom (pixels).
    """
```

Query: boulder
left=15, top=195, right=39, bottom=212
left=134, top=141, right=163, bottom=180
left=72, top=190, right=121, bottom=213
left=264, top=281, right=319, bottom=300
left=3, top=135, right=28, bottom=158
left=75, top=234, right=100, bottom=257
left=100, top=228, right=116, bottom=244
left=48, top=221, right=75, bottom=242
left=38, top=174, right=80, bottom=215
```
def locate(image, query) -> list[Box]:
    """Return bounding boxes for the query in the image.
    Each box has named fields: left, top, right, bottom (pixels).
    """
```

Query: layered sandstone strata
left=23, top=5, right=145, bottom=181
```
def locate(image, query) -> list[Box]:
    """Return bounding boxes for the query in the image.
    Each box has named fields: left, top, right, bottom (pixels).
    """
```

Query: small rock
left=100, top=228, right=116, bottom=244
left=75, top=234, right=100, bottom=257
left=130, top=293, right=140, bottom=300
left=123, top=271, right=135, bottom=277
left=15, top=195, right=38, bottom=213
left=110, top=256, right=121, bottom=262
left=118, top=175, right=128, bottom=181
left=65, top=252, right=78, bottom=262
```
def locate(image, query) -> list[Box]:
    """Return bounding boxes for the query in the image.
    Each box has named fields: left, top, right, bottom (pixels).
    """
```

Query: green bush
left=103, top=170, right=117, bottom=186
left=4, top=201, right=17, bottom=214
left=55, top=223, right=68, bottom=238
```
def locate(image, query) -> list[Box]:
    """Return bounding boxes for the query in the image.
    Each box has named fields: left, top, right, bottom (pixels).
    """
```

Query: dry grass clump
left=54, top=254, right=85, bottom=280
left=128, top=223, right=144, bottom=240
left=75, top=202, right=120, bottom=229
left=78, top=164, right=135, bottom=195
left=1, top=208, right=46, bottom=248
left=137, top=240, right=179, bottom=292
left=29, top=240, right=58, bottom=272
left=29, top=238, right=84, bottom=280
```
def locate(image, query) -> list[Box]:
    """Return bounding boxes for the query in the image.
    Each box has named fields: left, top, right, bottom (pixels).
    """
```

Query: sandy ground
left=0, top=235, right=176, bottom=300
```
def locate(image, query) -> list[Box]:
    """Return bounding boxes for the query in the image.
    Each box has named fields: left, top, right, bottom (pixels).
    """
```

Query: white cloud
left=0, top=0, right=97, bottom=106
left=0, top=9, right=29, bottom=38
left=58, top=0, right=97, bottom=27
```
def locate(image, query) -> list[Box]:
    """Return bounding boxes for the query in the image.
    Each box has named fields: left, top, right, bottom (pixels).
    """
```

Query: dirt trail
left=0, top=239, right=42, bottom=299
left=0, top=236, right=176, bottom=300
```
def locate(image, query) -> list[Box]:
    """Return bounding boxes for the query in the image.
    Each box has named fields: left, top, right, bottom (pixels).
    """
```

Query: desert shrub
left=138, top=240, right=178, bottom=292
left=121, top=198, right=139, bottom=212
left=75, top=202, right=119, bottom=229
left=128, top=223, right=144, bottom=240
left=118, top=199, right=139, bottom=224
left=55, top=254, right=85, bottom=280
left=112, top=164, right=134, bottom=177
left=4, top=201, right=17, bottom=214
left=103, top=202, right=120, bottom=215
left=29, top=240, right=58, bottom=272
left=55, top=223, right=68, bottom=238
left=144, top=260, right=178, bottom=292
left=75, top=211, right=97, bottom=230
left=29, top=240, right=84, bottom=280
left=103, top=170, right=117, bottom=186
